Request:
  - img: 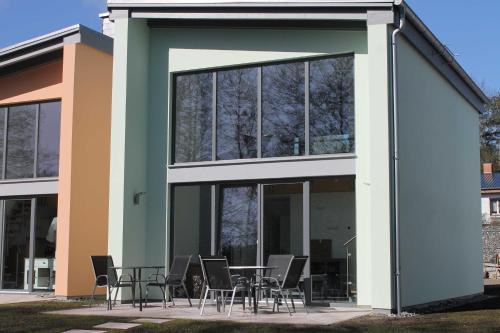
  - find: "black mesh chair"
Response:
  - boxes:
[145,255,192,308]
[90,255,134,310]
[270,256,309,316]
[257,254,293,304]
[199,256,251,317]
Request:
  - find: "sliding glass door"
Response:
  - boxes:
[170,177,356,306]
[1,200,32,290]
[0,196,57,291]
[262,183,303,261]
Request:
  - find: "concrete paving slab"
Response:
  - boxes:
[0,293,55,304]
[49,300,372,326]
[93,322,141,330]
[133,318,171,324]
[62,330,107,333]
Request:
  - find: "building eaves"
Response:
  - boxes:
[106,0,489,110]
[0,25,113,75]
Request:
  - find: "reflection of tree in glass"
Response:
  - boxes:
[219,186,257,265]
[217,68,258,160]
[0,108,5,178]
[6,105,36,179]
[310,56,354,154]
[175,73,212,163]
[262,62,305,157]
[37,102,61,177]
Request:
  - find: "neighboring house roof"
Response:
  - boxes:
[106,0,489,113]
[482,173,500,191]
[0,25,112,76]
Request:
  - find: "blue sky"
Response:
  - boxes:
[0,0,498,95]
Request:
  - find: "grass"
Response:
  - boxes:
[1,296,500,333]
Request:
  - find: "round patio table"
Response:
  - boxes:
[110,265,165,311]
[228,266,276,314]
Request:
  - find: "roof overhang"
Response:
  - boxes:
[106,0,489,112]
[0,25,113,76]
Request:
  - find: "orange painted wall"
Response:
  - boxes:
[0,59,63,105]
[55,43,112,297]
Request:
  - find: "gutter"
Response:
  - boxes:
[391,0,405,316]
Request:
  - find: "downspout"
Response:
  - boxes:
[391,1,405,316]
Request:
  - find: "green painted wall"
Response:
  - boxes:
[110,22,396,308]
[397,37,483,307]
[108,18,150,299]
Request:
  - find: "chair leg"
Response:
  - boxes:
[228,289,237,317]
[298,287,308,314]
[200,287,209,316]
[182,282,192,307]
[198,281,206,309]
[107,285,112,310]
[281,289,292,316]
[160,286,166,308]
[90,282,98,307]
[113,286,120,306]
[290,290,296,312]
[241,290,245,310]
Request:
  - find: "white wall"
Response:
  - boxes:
[397,37,483,307]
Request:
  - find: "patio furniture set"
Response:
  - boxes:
[90,254,308,317]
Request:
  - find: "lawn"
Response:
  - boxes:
[1,297,500,333]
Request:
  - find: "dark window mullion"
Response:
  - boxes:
[257,67,262,159]
[305,61,310,156]
[2,109,8,179]
[33,104,40,178]
[212,72,217,161]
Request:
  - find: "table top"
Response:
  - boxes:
[110,265,165,270]
[229,266,276,270]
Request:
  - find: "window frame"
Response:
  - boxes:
[0,100,61,181]
[170,53,355,166]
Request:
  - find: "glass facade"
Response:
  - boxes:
[217,68,258,160]
[0,101,61,180]
[173,54,354,163]
[0,196,58,291]
[174,73,213,163]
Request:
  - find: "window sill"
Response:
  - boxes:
[168,153,356,169]
[0,177,58,185]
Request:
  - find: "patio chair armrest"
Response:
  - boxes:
[95,275,108,284]
[260,276,280,286]
[147,273,167,283]
[118,273,134,283]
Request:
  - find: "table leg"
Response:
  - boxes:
[132,268,136,308]
[252,285,257,314]
[139,268,143,311]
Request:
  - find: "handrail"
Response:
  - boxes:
[343,235,357,247]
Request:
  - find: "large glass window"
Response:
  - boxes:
[173,55,354,161]
[37,102,61,177]
[174,73,213,163]
[0,101,61,180]
[310,56,354,154]
[217,68,258,160]
[262,62,305,157]
[218,185,258,266]
[6,104,37,179]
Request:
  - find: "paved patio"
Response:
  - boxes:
[0,292,55,304]
[49,299,372,326]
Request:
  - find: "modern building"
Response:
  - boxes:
[0,25,113,297]
[106,0,488,312]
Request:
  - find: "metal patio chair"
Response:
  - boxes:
[145,255,192,308]
[199,256,251,317]
[269,256,309,316]
[90,255,134,310]
[257,254,293,304]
